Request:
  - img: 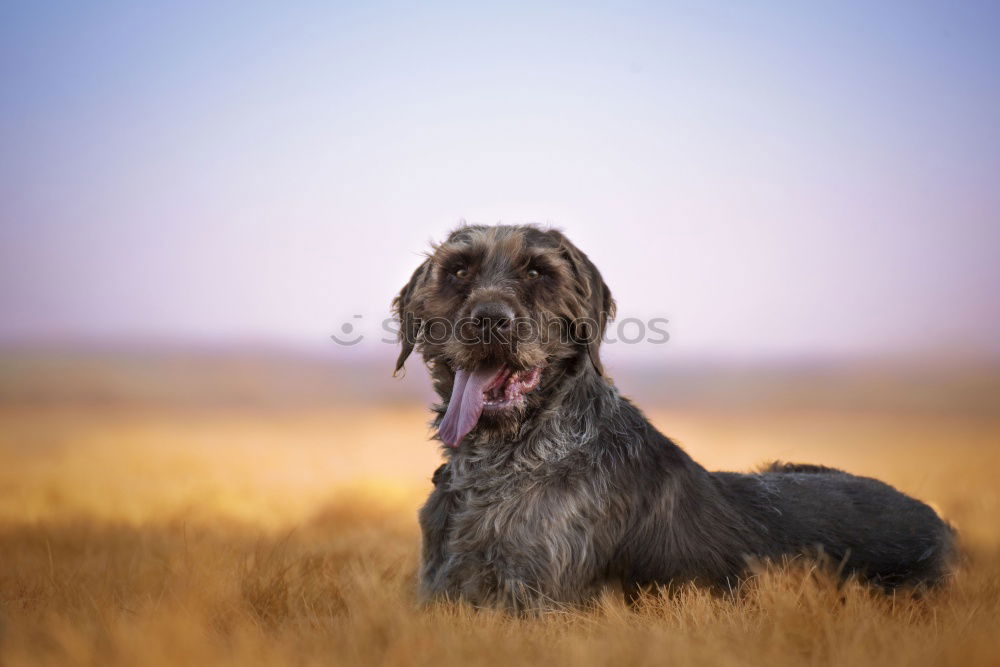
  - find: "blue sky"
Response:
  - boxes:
[1,1,998,362]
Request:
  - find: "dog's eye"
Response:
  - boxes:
[526,269,540,279]
[454,268,469,279]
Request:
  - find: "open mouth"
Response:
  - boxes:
[481,366,543,411]
[438,364,543,449]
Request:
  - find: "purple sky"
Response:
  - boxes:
[1,2,998,363]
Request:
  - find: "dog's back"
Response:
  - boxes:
[712,462,956,587]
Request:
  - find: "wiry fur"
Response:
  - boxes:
[394,224,956,612]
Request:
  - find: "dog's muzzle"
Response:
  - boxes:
[438,364,542,449]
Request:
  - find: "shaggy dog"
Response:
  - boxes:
[393,224,955,612]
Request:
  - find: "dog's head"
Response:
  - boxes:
[393,224,615,449]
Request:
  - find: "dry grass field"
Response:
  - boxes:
[2,352,1000,666]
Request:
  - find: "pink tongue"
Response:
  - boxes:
[438,366,501,449]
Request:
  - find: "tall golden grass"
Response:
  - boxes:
[2,358,1000,666]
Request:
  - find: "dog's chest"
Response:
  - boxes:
[445,456,544,537]
[443,443,603,552]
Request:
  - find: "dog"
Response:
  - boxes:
[392,223,955,612]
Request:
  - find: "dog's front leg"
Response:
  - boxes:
[417,464,458,601]
[427,538,566,613]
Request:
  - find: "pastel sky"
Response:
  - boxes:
[1,1,998,362]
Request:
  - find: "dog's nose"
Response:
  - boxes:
[471,302,514,333]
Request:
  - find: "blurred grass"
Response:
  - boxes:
[1,348,999,665]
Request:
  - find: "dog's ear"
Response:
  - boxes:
[554,233,616,376]
[391,258,431,375]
